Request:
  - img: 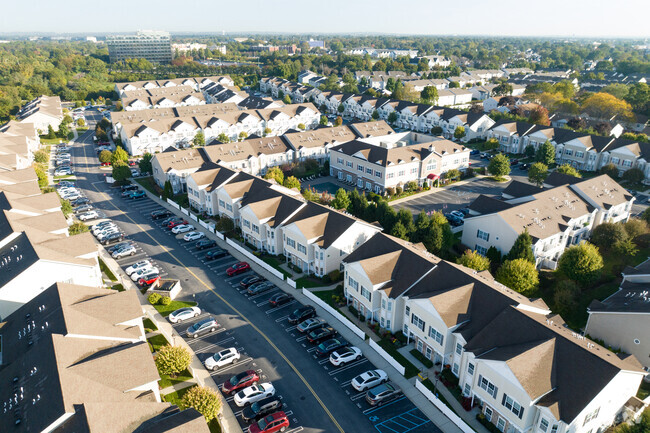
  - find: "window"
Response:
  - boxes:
[243,219,251,228]
[358,164,364,172]
[502,393,524,418]
[477,229,489,241]
[375,170,381,178]
[467,363,474,376]
[387,301,392,311]
[411,314,425,332]
[540,418,549,432]
[583,407,600,425]
[496,418,506,432]
[456,343,463,355]
[361,286,371,301]
[381,299,386,310]
[428,326,444,345]
[426,162,437,171]
[286,237,296,248]
[464,383,471,396]
[226,203,233,211]
[367,167,373,174]
[623,160,632,167]
[550,425,558,433]
[564,149,573,156]
[297,243,307,254]
[405,306,410,317]
[387,172,394,179]
[347,161,353,168]
[452,363,459,375]
[475,245,488,256]
[337,157,343,164]
[576,151,584,158]
[348,276,359,291]
[398,170,405,177]
[320,251,323,260]
[411,167,417,174]
[612,157,620,165]
[485,407,493,422]
[478,375,498,398]
[252,224,260,234]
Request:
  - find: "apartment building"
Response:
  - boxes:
[186,164,238,214]
[436,88,473,106]
[151,147,211,193]
[462,174,633,268]
[15,95,63,133]
[349,120,396,138]
[330,131,470,194]
[202,83,247,105]
[107,30,172,63]
[283,125,359,163]
[342,232,646,433]
[203,135,294,175]
[114,76,234,97]
[121,86,206,111]
[0,129,36,171]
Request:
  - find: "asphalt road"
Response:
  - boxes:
[70,110,440,433]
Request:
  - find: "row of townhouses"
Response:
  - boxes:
[489,120,650,179]
[462,172,634,269]
[14,95,63,134]
[150,121,395,194]
[0,121,40,171]
[120,85,207,111]
[113,75,234,98]
[342,231,647,433]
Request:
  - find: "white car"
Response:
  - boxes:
[233,383,275,407]
[55,169,73,177]
[97,228,120,240]
[351,369,388,392]
[329,346,363,366]
[79,211,100,221]
[130,265,158,281]
[204,348,240,371]
[92,224,116,236]
[126,260,152,276]
[112,244,136,259]
[168,306,202,323]
[183,231,205,242]
[172,224,194,234]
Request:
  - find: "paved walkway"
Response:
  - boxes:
[160,379,199,396]
[388,176,488,206]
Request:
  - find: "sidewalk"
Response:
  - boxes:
[160,379,199,396]
[389,176,488,206]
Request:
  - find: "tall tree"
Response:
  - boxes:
[529,106,550,126]
[421,86,438,103]
[331,188,351,210]
[528,162,548,187]
[496,259,539,295]
[535,140,556,165]
[111,146,129,165]
[139,152,153,174]
[558,242,603,287]
[507,230,535,263]
[488,154,510,179]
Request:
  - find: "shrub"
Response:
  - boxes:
[148,293,162,305]
[553,280,580,317]
[496,259,539,295]
[181,386,222,422]
[155,345,191,376]
[457,250,491,271]
[160,296,172,306]
[328,269,342,282]
[396,186,403,195]
[558,242,603,287]
[386,187,395,196]
[591,222,627,250]
[624,219,648,239]
[34,149,49,164]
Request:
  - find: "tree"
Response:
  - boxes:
[567,117,587,130]
[431,126,443,135]
[46,125,56,139]
[556,164,582,178]
[558,242,604,287]
[283,176,301,190]
[155,345,192,376]
[192,131,205,147]
[553,280,580,317]
[484,138,499,151]
[371,109,379,120]
[486,246,502,273]
[264,167,284,185]
[277,90,284,100]
[60,198,73,218]
[624,219,648,239]
[319,115,328,126]
[68,221,89,236]
[622,168,644,184]
[238,131,248,141]
[334,116,343,127]
[421,86,438,103]
[449,81,460,88]
[535,141,555,165]
[111,146,129,165]
[582,92,635,122]
[331,188,351,210]
[163,180,174,200]
[453,126,466,141]
[507,230,535,263]
[98,150,112,164]
[488,154,510,179]
[591,222,628,250]
[496,259,539,295]
[387,111,397,124]
[57,122,69,139]
[457,250,491,271]
[217,132,230,143]
[524,144,535,158]
[337,104,345,114]
[139,152,153,174]
[444,169,461,181]
[34,149,48,164]
[112,163,131,183]
[493,83,513,96]
[215,216,234,234]
[390,221,409,240]
[181,386,221,422]
[76,118,85,127]
[643,208,650,225]
[528,162,548,187]
[614,237,638,257]
[529,106,550,126]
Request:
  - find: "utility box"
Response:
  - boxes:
[146,279,182,299]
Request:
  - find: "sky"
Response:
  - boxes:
[2,0,650,38]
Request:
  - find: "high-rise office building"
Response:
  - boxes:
[107,30,172,63]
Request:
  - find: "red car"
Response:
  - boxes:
[128,160,136,166]
[227,262,250,277]
[100,162,111,166]
[222,370,259,395]
[138,273,160,287]
[249,411,290,433]
[167,219,188,229]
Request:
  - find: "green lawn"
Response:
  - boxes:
[98,258,117,281]
[143,318,158,332]
[153,300,198,317]
[314,286,345,308]
[135,176,160,195]
[376,338,420,379]
[421,379,461,417]
[158,368,193,389]
[40,137,63,145]
[161,385,195,407]
[295,276,328,289]
[111,283,124,292]
[148,334,170,352]
[260,255,291,279]
[638,380,650,400]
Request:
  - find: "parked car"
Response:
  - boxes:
[206,248,228,260]
[167,219,188,229]
[249,412,289,433]
[520,163,530,170]
[121,184,138,192]
[240,275,265,289]
[268,293,293,307]
[351,369,388,392]
[151,209,172,219]
[205,348,240,371]
[106,241,132,254]
[470,149,480,155]
[125,260,152,276]
[449,210,465,220]
[130,266,158,281]
[329,346,362,366]
[288,305,316,324]
[247,282,274,296]
[227,262,250,276]
[195,238,217,250]
[78,211,100,221]
[315,338,348,357]
[241,396,283,423]
[185,317,219,338]
[55,168,72,176]
[121,189,135,197]
[162,216,181,225]
[111,244,136,259]
[365,382,401,406]
[71,197,90,207]
[222,370,260,395]
[172,224,195,234]
[234,383,276,407]
[183,231,205,242]
[74,204,93,213]
[297,317,326,333]
[168,306,202,323]
[138,273,160,287]
[510,158,520,166]
[129,190,146,199]
[92,221,115,233]
[101,232,124,245]
[307,326,337,344]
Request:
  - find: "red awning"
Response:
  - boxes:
[427,173,440,179]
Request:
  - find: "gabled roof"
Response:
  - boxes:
[240,185,305,228]
[285,201,365,248]
[501,180,543,199]
[490,119,537,137]
[349,120,395,138]
[283,125,357,149]
[468,194,514,215]
[570,174,633,210]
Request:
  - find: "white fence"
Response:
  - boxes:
[302,289,366,340]
[415,380,474,433]
[215,231,225,240]
[166,198,180,209]
[287,278,297,288]
[199,219,209,229]
[181,207,190,216]
[190,213,198,222]
[225,238,286,280]
[369,339,406,375]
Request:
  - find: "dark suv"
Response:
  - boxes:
[186,317,219,338]
[241,396,283,423]
[288,305,316,324]
[151,209,172,219]
[307,326,337,344]
[101,232,124,245]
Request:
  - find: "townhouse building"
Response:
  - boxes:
[462,174,633,268]
[470,84,526,100]
[214,171,271,223]
[203,135,294,175]
[15,95,63,133]
[436,88,473,106]
[283,125,358,163]
[121,86,206,111]
[416,55,452,68]
[0,132,34,171]
[342,232,646,433]
[202,83,247,105]
[151,147,211,194]
[349,120,395,138]
[114,75,233,97]
[330,131,470,194]
[186,164,238,214]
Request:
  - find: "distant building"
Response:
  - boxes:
[307,39,325,49]
[107,30,172,63]
[171,43,207,53]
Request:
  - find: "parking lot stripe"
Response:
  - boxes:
[186,328,227,343]
[209,357,253,374]
[328,358,369,375]
[295,335,307,342]
[263,299,297,312]
[274,314,290,323]
[350,392,366,401]
[362,395,407,414]
[193,337,236,353]
[318,358,330,365]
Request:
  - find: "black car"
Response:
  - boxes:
[101,232,124,245]
[121,184,138,192]
[185,317,219,338]
[288,305,316,324]
[307,326,337,344]
[71,198,89,207]
[194,239,215,250]
[205,248,228,260]
[269,293,293,307]
[315,338,348,357]
[161,216,181,225]
[151,209,172,219]
[241,396,283,423]
[107,241,133,254]
[240,275,265,289]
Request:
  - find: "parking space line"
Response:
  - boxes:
[263,300,296,312]
[209,357,253,374]
[194,337,236,353]
[350,392,366,401]
[362,395,407,414]
[248,289,278,301]
[274,314,290,323]
[186,328,227,343]
[328,359,369,375]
